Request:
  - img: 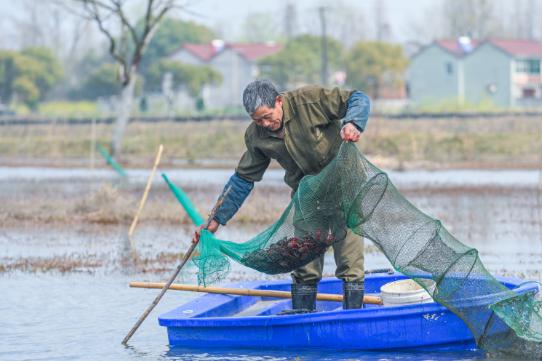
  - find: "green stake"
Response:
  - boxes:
[161,173,205,226]
[96,143,128,178]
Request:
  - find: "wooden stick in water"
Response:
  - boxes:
[90,118,96,170]
[129,281,382,305]
[128,144,164,248]
[121,186,230,345]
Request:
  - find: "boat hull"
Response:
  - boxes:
[158,273,538,350]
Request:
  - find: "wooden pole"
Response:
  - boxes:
[128,144,164,248]
[121,186,231,345]
[129,281,382,305]
[90,118,96,170]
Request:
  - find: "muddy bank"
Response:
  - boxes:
[1,181,539,228]
[1,166,540,228]
[0,181,289,227]
[1,170,541,281]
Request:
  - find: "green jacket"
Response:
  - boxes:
[236,86,354,190]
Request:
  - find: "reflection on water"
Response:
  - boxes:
[165,347,489,361]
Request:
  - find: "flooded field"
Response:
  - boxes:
[1,167,541,361]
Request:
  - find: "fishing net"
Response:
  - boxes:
[192,142,542,356]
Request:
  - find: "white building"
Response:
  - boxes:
[170,40,282,111]
[407,38,542,108]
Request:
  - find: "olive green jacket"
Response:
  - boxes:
[236,85,354,190]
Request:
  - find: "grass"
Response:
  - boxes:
[411,97,503,113]
[359,115,542,168]
[0,182,289,228]
[0,254,103,273]
[12,101,106,118]
[1,116,542,168]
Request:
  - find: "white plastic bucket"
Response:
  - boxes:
[380,279,435,306]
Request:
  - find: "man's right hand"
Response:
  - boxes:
[192,219,220,244]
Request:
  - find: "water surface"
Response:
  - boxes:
[1,167,541,360]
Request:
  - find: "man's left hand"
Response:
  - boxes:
[340,123,361,142]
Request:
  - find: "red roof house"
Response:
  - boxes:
[169,40,283,109]
[408,38,542,108]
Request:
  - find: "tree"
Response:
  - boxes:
[0,48,63,110]
[69,0,181,156]
[0,51,24,105]
[75,63,121,100]
[239,13,281,43]
[21,47,63,97]
[258,35,344,89]
[345,41,408,99]
[325,1,368,47]
[442,0,497,39]
[146,59,222,98]
[141,17,215,73]
[504,0,540,40]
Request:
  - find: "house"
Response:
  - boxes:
[169,40,282,111]
[406,38,542,108]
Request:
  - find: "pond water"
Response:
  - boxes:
[0,166,540,188]
[1,167,541,360]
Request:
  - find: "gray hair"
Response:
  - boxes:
[242,79,279,115]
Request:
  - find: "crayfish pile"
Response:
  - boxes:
[239,230,334,274]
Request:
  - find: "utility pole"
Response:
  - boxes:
[527,0,535,40]
[284,1,297,40]
[375,0,383,41]
[319,6,328,86]
[375,0,390,41]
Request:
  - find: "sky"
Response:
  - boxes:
[0,0,441,49]
[175,0,441,42]
[0,0,531,52]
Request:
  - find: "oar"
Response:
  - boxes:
[121,187,230,345]
[129,281,383,305]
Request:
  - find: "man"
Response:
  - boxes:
[193,79,371,312]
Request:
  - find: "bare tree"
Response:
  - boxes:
[507,0,540,40]
[297,1,367,47]
[68,0,181,155]
[404,3,445,49]
[442,0,497,39]
[7,1,95,97]
[239,12,281,42]
[326,1,367,47]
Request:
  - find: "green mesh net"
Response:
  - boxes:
[190,142,542,355]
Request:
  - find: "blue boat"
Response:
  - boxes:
[158,272,539,350]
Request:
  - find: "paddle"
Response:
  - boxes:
[129,281,383,305]
[121,187,230,345]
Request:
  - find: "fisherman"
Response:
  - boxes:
[192,79,371,312]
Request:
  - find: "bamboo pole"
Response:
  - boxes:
[129,281,382,305]
[121,186,231,345]
[128,144,164,248]
[90,117,96,170]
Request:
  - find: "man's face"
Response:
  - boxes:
[251,96,283,131]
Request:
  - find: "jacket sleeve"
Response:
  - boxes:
[342,90,371,132]
[317,87,354,121]
[235,129,271,183]
[213,172,255,225]
[213,129,270,225]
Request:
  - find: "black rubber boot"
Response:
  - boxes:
[278,283,317,315]
[343,281,364,309]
